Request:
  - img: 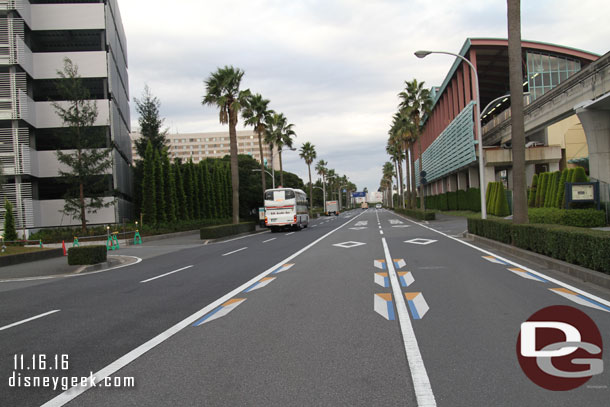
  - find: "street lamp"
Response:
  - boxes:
[270,147,296,189]
[415,49,487,219]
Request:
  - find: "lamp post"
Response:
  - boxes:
[271,147,296,188]
[415,49,487,219]
[312,185,324,213]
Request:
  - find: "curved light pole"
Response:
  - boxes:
[270,147,296,189]
[415,50,487,219]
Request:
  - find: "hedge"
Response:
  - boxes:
[394,208,436,221]
[528,208,606,228]
[68,245,107,265]
[200,222,256,239]
[467,218,610,273]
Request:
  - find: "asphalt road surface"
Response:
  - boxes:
[1,209,609,406]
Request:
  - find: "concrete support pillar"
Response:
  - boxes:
[468,166,480,188]
[577,106,610,185]
[525,163,536,187]
[506,169,514,191]
[457,171,468,191]
[484,166,496,189]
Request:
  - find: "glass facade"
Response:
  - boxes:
[526,51,581,100]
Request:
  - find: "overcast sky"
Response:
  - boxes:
[119,0,609,192]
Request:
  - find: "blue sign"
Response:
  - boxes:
[352,191,366,198]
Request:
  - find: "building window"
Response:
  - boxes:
[526,51,581,100]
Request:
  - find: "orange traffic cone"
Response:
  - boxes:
[62,240,67,256]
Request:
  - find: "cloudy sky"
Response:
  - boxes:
[119,0,609,192]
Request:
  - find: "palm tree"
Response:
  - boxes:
[265,112,296,187]
[383,161,395,206]
[315,159,328,211]
[242,93,273,196]
[299,142,317,215]
[202,66,251,224]
[391,109,417,208]
[508,0,528,223]
[387,131,405,208]
[399,79,432,210]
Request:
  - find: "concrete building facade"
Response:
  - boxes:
[0,0,131,234]
[415,38,599,197]
[130,130,280,170]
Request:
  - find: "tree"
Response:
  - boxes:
[183,160,194,219]
[3,199,17,243]
[52,58,113,232]
[174,159,188,220]
[507,0,528,223]
[141,142,156,225]
[315,160,328,210]
[242,93,273,195]
[134,85,168,159]
[265,112,296,186]
[203,66,251,224]
[154,150,166,223]
[163,153,177,223]
[299,142,317,215]
[391,109,417,208]
[555,169,569,209]
[527,173,538,207]
[399,79,432,211]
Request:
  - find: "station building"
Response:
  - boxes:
[415,38,599,197]
[0,0,131,233]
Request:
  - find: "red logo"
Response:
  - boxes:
[517,305,603,390]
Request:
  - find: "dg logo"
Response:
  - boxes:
[517,305,604,391]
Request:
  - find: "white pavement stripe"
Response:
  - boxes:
[262,238,276,243]
[140,265,194,283]
[0,310,60,332]
[395,213,610,309]
[382,238,436,406]
[221,247,248,257]
[380,230,384,235]
[40,210,367,407]
[285,232,295,236]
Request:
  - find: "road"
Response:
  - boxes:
[1,209,609,406]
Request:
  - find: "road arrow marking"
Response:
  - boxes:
[374,293,395,320]
[374,272,390,288]
[192,298,247,326]
[482,255,510,265]
[271,263,295,274]
[389,219,404,225]
[398,272,415,287]
[404,292,430,319]
[243,277,276,293]
[393,259,406,269]
[374,259,386,269]
[404,238,437,245]
[549,288,610,312]
[507,267,548,282]
[333,241,366,249]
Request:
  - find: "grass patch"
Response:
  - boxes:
[0,246,50,256]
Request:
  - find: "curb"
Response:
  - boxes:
[465,233,610,290]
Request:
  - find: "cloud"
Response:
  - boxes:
[119,0,609,192]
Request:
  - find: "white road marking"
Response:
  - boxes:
[394,213,610,309]
[41,210,368,407]
[312,225,318,227]
[0,310,60,332]
[221,247,248,257]
[382,238,436,406]
[140,265,194,283]
[380,230,384,235]
[285,232,295,236]
[215,230,269,243]
[262,238,276,243]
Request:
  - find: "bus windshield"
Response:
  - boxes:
[264,189,295,202]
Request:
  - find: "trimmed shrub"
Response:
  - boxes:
[439,193,448,211]
[200,222,256,239]
[3,199,18,243]
[572,166,588,183]
[468,188,481,212]
[567,168,576,183]
[394,208,436,221]
[447,191,458,210]
[467,218,610,273]
[529,208,606,227]
[457,190,468,210]
[546,172,560,208]
[555,169,569,209]
[537,173,548,208]
[494,182,510,217]
[68,245,107,265]
[528,174,538,207]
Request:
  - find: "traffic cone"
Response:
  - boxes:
[62,240,67,256]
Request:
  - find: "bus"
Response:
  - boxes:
[264,188,309,232]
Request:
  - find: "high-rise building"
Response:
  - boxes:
[0,0,132,234]
[130,130,280,170]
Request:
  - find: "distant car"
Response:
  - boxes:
[375,203,382,209]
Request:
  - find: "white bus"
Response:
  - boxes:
[264,188,309,232]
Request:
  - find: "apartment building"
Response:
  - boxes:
[130,130,280,170]
[0,0,132,233]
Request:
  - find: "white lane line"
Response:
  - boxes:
[222,247,248,257]
[262,238,276,243]
[285,232,295,236]
[382,238,436,406]
[380,230,384,235]
[394,213,610,309]
[41,210,367,407]
[0,310,60,332]
[312,225,318,228]
[140,265,194,283]
[215,230,269,244]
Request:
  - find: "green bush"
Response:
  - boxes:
[494,182,510,217]
[457,190,468,210]
[200,222,256,239]
[555,169,569,209]
[68,245,107,265]
[572,166,588,183]
[394,208,436,221]
[468,218,610,273]
[467,188,481,212]
[537,173,548,208]
[529,208,606,227]
[3,199,18,243]
[447,191,458,210]
[546,172,560,208]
